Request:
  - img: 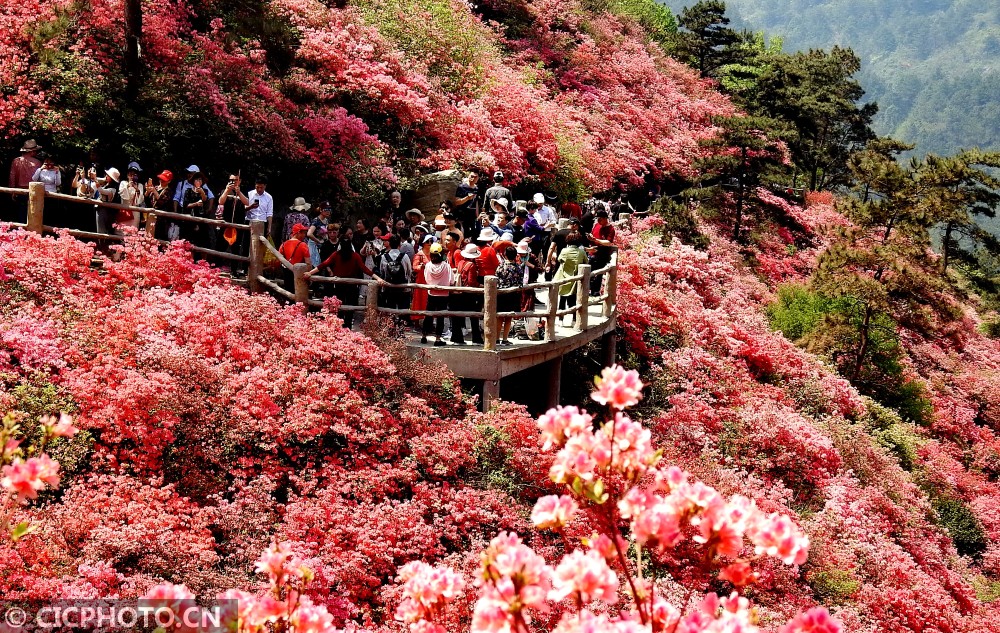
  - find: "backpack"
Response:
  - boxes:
[457,259,479,287]
[384,251,408,284]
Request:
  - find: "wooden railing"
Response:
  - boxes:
[2,182,252,268]
[256,234,618,351]
[3,182,623,352]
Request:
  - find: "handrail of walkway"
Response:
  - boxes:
[4,182,623,352]
[256,229,621,351]
[3,182,251,266]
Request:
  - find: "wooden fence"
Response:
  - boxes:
[2,181,252,268]
[255,234,618,351]
[3,182,621,352]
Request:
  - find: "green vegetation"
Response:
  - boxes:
[473,424,522,495]
[659,0,1000,158]
[807,569,861,604]
[932,495,988,558]
[689,114,788,241]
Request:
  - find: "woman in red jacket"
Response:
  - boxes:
[305,238,375,329]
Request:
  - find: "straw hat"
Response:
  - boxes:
[289,197,311,212]
[105,167,121,183]
[405,208,425,222]
[461,243,482,259]
[477,227,498,242]
[20,139,40,152]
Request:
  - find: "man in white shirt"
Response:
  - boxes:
[236,175,273,237]
[532,192,557,229]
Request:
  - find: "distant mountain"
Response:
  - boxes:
[660,0,1000,158]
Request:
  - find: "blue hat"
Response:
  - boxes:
[128,161,141,172]
[186,164,200,173]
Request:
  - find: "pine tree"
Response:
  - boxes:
[917,149,1000,274]
[812,139,955,386]
[673,1,739,78]
[690,114,788,242]
[756,47,877,192]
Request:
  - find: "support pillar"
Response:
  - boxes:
[481,379,500,413]
[601,331,617,368]
[546,357,562,409]
[248,221,265,293]
[27,182,45,233]
[145,211,158,239]
[293,263,311,310]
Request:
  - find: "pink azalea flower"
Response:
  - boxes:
[217,589,257,628]
[290,598,337,633]
[1,454,61,503]
[591,365,644,410]
[43,413,78,438]
[537,406,593,450]
[748,513,809,565]
[548,549,619,605]
[471,594,513,633]
[395,560,465,623]
[141,583,197,631]
[254,541,294,582]
[601,413,658,477]
[143,583,195,601]
[718,561,757,587]
[531,495,579,530]
[250,594,288,625]
[479,532,551,614]
[779,607,841,633]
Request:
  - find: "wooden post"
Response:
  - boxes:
[293,263,311,309]
[27,182,45,233]
[248,221,265,292]
[601,331,617,368]
[576,264,591,331]
[145,211,158,238]
[483,276,498,351]
[603,262,617,318]
[366,279,380,324]
[481,379,500,413]
[546,357,562,409]
[546,283,559,342]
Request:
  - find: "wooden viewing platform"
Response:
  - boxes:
[6,182,622,411]
[257,231,620,411]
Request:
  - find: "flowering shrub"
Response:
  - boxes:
[614,212,1000,631]
[392,367,833,633]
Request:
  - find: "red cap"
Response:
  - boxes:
[157,170,173,183]
[291,223,308,234]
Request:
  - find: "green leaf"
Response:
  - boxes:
[10,521,38,541]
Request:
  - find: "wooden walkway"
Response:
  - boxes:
[5,182,621,411]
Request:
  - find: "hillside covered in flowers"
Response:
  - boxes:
[5,0,1000,631]
[0,0,729,200]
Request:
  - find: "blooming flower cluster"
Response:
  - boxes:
[394,367,836,633]
[1,411,78,537]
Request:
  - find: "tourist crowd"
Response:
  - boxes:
[7,141,623,346]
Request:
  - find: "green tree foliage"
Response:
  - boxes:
[755,47,877,191]
[714,30,783,111]
[660,0,1000,158]
[606,0,678,46]
[811,138,954,391]
[917,149,1000,273]
[690,114,787,241]
[672,1,739,78]
[932,495,988,558]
